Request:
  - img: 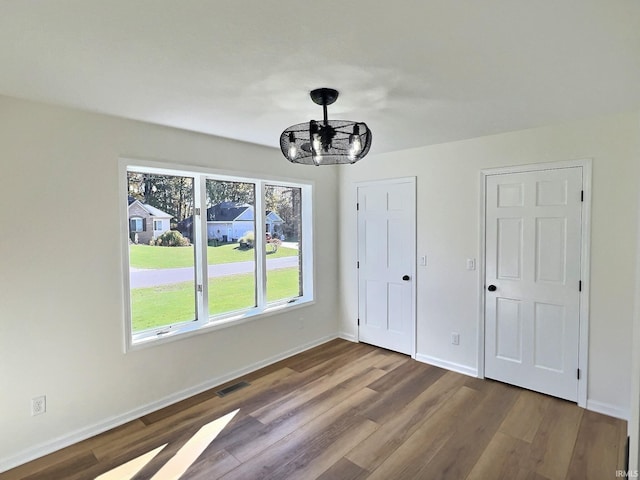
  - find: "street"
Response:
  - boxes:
[130,256,299,288]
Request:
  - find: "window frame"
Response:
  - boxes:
[119,158,315,351]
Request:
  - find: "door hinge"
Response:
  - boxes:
[197,284,203,293]
[357,261,360,269]
[195,207,201,216]
[579,280,582,292]
[577,368,581,380]
[581,190,584,202]
[357,203,360,211]
[357,318,360,326]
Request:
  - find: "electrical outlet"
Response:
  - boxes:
[31,395,46,416]
[451,333,460,346]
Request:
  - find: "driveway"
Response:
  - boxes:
[130,256,299,288]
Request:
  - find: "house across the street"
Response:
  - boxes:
[178,201,283,242]
[127,196,172,244]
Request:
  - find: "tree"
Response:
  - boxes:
[127,172,194,223]
[206,180,254,207]
[266,185,301,241]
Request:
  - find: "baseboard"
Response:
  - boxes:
[415,353,478,378]
[338,332,357,342]
[420,356,629,421]
[0,334,338,473]
[586,399,629,421]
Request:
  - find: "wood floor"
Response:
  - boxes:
[2,339,627,480]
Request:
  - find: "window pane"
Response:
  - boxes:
[265,184,302,302]
[127,171,196,332]
[205,179,257,316]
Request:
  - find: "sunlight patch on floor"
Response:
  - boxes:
[150,409,239,479]
[94,408,239,480]
[95,444,167,480]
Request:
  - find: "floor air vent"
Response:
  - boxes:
[215,381,250,397]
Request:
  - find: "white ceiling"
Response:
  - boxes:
[1,1,639,154]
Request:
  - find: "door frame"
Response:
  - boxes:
[355,176,417,359]
[478,159,592,408]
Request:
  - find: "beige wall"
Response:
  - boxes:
[339,111,640,419]
[0,95,340,469]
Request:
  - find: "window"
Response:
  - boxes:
[206,179,257,316]
[130,217,145,233]
[127,171,196,333]
[265,184,303,302]
[122,161,313,348]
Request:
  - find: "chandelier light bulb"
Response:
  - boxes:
[287,132,297,160]
[288,144,297,160]
[347,124,362,161]
[311,133,322,156]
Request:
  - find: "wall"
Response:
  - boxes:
[338,111,640,419]
[0,95,340,470]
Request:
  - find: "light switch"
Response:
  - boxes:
[466,258,476,270]
[420,255,427,266]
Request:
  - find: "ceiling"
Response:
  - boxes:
[1,1,639,155]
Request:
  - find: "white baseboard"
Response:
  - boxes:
[338,332,357,342]
[415,353,478,378]
[0,334,338,473]
[586,399,629,421]
[419,356,629,421]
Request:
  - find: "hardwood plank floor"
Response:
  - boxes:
[1,339,627,480]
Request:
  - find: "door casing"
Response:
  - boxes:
[478,159,592,408]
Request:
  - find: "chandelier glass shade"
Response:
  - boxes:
[280,88,372,165]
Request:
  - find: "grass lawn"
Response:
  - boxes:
[131,268,300,331]
[129,243,298,269]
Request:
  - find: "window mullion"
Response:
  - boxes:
[194,175,208,323]
[301,184,313,300]
[255,181,267,308]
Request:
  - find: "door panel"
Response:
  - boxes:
[357,179,415,355]
[535,217,567,283]
[485,167,582,402]
[495,297,522,362]
[497,218,523,279]
[533,302,565,371]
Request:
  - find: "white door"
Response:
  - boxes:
[357,178,416,355]
[485,167,583,401]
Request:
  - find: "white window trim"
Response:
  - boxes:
[119,158,315,352]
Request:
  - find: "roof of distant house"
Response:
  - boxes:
[128,196,172,218]
[177,202,283,231]
[207,202,252,222]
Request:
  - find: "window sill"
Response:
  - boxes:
[126,297,315,352]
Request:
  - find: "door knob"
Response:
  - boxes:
[487,285,497,291]
[402,275,410,281]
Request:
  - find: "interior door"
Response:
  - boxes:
[485,167,583,401]
[357,178,416,355]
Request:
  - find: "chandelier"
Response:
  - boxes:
[280,88,372,165]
